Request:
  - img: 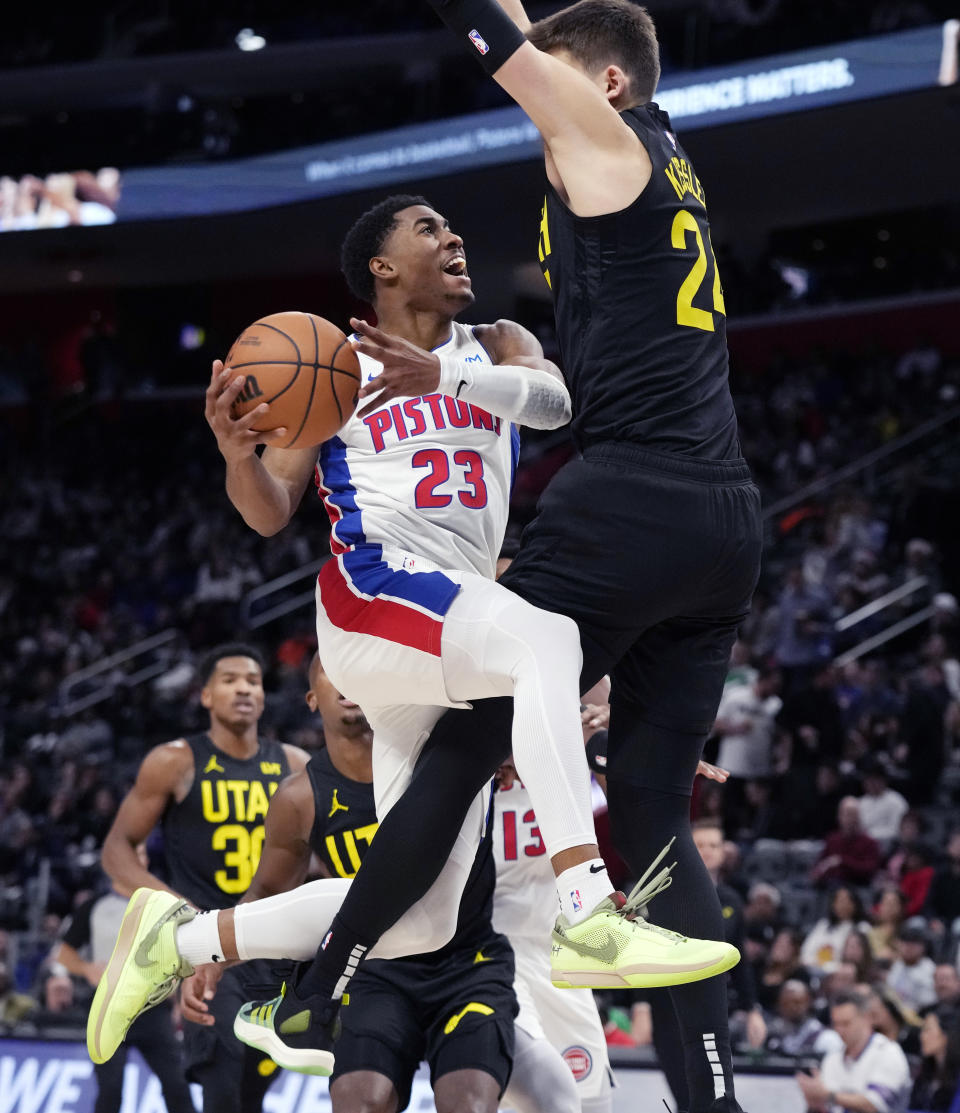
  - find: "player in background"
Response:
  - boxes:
[184,653,517,1112]
[243,3,760,1110]
[54,843,195,1113]
[87,194,736,1076]
[89,644,309,1113]
[495,679,615,1113]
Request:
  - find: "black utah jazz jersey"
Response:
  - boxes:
[163,733,290,910]
[538,102,740,461]
[306,749,498,959]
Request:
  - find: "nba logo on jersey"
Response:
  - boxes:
[570,889,583,913]
[468,29,490,55]
[321,930,333,951]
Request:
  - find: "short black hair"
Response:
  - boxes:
[528,0,660,105]
[340,194,431,304]
[198,643,265,685]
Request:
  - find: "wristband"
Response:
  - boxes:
[426,0,527,75]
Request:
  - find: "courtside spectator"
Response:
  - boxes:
[796,990,910,1113]
[811,798,882,887]
[933,964,960,1008]
[859,760,909,844]
[801,887,868,973]
[756,928,810,1013]
[910,1005,960,1112]
[887,924,938,1012]
[870,886,908,962]
[764,980,844,1059]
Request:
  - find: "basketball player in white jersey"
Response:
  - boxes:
[87,194,737,1077]
[495,764,614,1113]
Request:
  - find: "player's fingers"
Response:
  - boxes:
[210,359,224,382]
[234,402,269,430]
[257,428,289,445]
[350,316,386,341]
[357,387,390,419]
[214,375,249,415]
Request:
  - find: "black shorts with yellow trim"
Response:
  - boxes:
[330,931,517,1110]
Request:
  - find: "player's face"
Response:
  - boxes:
[202,656,265,728]
[306,660,369,736]
[381,205,475,312]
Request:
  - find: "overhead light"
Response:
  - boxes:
[236,27,266,51]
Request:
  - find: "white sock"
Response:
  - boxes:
[557,859,614,925]
[176,911,226,967]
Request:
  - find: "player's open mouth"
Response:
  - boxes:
[442,256,468,276]
[233,701,255,712]
[338,697,360,710]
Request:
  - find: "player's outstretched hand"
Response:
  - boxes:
[180,963,224,1026]
[351,317,442,418]
[205,359,289,464]
[696,760,729,782]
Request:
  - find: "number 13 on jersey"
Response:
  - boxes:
[671,208,726,332]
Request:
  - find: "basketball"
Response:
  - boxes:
[224,311,361,449]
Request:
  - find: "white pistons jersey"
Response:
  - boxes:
[493,780,614,1102]
[492,778,555,940]
[317,322,519,580]
[314,322,520,667]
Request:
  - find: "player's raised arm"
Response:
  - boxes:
[423,0,653,215]
[206,359,318,536]
[352,316,570,430]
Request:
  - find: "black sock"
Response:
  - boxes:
[608,781,734,1111]
[296,697,514,1001]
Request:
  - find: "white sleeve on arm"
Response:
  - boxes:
[437,354,571,430]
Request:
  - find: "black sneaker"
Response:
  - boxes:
[233,978,340,1075]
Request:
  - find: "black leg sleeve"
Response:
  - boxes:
[607,778,735,1113]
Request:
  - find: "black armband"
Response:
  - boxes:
[426,0,527,75]
[586,730,609,776]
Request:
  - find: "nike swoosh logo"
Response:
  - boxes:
[552,927,619,965]
[455,379,468,398]
[589,864,605,874]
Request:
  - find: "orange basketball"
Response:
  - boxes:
[224,311,361,449]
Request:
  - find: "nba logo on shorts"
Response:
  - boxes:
[469,29,490,55]
[321,930,333,951]
[570,889,583,913]
[563,1046,593,1081]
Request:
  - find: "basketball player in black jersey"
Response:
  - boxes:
[100,643,309,1113]
[182,654,517,1113]
[259,3,762,1112]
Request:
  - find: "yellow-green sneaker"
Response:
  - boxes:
[550,841,740,989]
[87,888,195,1064]
[234,980,340,1076]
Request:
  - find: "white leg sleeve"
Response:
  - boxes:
[502,1026,581,1113]
[442,574,596,858]
[233,878,352,961]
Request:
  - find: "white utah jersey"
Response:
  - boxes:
[315,321,520,581]
[492,779,558,940]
